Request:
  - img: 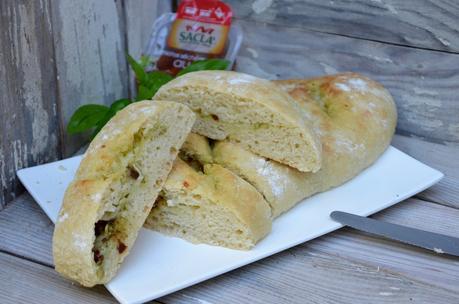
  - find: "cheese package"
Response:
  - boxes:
[144,0,242,75]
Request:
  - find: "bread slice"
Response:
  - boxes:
[179,132,213,165]
[144,143,272,250]
[213,73,397,218]
[52,100,195,287]
[154,70,322,173]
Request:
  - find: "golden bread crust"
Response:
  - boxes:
[214,73,397,217]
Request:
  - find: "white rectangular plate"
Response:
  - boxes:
[17,146,443,304]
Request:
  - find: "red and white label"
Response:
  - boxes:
[176,0,232,26]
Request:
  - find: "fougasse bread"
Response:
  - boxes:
[52,100,195,287]
[154,70,322,173]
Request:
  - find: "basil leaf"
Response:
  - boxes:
[139,55,152,69]
[177,59,230,77]
[144,71,173,96]
[67,104,109,134]
[69,56,231,140]
[136,85,155,101]
[91,99,132,138]
[127,54,147,84]
[109,98,132,113]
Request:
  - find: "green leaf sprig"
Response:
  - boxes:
[67,56,230,138]
[177,58,230,76]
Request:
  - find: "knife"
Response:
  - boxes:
[330,211,459,257]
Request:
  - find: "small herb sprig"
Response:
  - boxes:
[67,56,230,138]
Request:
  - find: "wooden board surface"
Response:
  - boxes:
[234,19,459,144]
[50,0,130,156]
[0,135,458,303]
[0,0,62,209]
[0,193,54,266]
[227,0,459,53]
[314,199,459,292]
[0,251,117,304]
[392,135,459,208]
[160,245,459,304]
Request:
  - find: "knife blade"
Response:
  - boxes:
[330,211,459,257]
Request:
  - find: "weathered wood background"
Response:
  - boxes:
[1,0,459,208]
[0,0,170,209]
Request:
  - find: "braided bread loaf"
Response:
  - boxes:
[145,72,397,249]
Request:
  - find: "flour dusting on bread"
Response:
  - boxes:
[334,137,366,154]
[335,77,369,93]
[335,82,352,92]
[58,213,68,223]
[226,74,257,85]
[348,78,368,91]
[256,162,286,198]
[72,233,90,251]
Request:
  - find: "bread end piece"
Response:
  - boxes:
[53,100,195,286]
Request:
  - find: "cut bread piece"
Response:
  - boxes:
[213,73,397,218]
[154,70,322,173]
[144,158,272,250]
[52,100,195,287]
[213,141,307,218]
[180,132,214,165]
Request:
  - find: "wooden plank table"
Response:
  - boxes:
[1,134,458,303]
